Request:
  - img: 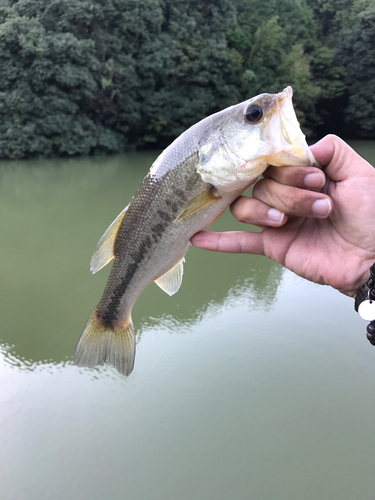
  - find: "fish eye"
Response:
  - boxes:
[244,105,263,123]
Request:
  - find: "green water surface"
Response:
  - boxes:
[1,142,375,500]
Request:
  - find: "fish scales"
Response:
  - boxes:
[96,152,208,328]
[73,86,319,376]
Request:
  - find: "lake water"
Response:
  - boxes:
[1,141,375,500]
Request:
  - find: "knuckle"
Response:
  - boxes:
[230,204,249,223]
[283,192,299,213]
[235,232,243,253]
[215,232,222,252]
[230,197,256,224]
[252,178,267,200]
[326,133,348,153]
[326,133,340,143]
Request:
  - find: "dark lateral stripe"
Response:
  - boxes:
[98,156,202,327]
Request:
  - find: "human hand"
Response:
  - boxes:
[191,135,375,297]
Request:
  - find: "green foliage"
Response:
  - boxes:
[277,44,320,132]
[338,3,375,136]
[0,8,103,158]
[307,0,374,39]
[138,0,240,145]
[247,15,287,92]
[227,0,344,132]
[0,0,373,159]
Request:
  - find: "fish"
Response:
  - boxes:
[73,86,318,376]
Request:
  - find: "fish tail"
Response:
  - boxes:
[73,311,135,376]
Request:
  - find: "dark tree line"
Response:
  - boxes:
[0,0,373,159]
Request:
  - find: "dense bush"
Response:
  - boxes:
[0,0,373,158]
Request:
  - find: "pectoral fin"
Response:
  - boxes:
[176,188,220,221]
[90,206,128,274]
[154,257,185,296]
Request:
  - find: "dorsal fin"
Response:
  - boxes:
[90,206,128,274]
[154,257,185,296]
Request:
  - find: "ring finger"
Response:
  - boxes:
[230,195,287,227]
[252,177,332,218]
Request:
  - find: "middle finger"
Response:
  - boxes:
[263,165,326,191]
[252,177,332,218]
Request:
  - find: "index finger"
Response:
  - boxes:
[191,230,265,255]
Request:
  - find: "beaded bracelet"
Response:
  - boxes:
[354,263,375,345]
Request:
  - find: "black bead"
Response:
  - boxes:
[367,321,375,335]
[366,322,375,345]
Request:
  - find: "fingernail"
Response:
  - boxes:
[267,208,284,222]
[304,173,325,189]
[312,199,331,216]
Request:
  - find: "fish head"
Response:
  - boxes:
[198,86,318,190]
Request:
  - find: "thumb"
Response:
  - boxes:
[310,135,374,181]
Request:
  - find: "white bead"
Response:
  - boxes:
[358,300,375,321]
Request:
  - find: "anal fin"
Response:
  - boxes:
[154,257,185,296]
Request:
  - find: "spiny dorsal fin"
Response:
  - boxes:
[176,188,220,221]
[154,257,185,296]
[90,205,128,274]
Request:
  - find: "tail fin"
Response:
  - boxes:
[73,311,135,376]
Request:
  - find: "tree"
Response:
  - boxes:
[338,4,375,136]
[0,0,372,159]
[0,9,104,158]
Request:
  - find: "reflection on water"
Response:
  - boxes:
[1,141,375,500]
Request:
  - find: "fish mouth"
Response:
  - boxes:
[276,86,295,145]
[268,86,319,167]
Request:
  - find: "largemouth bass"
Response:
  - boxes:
[73,86,318,376]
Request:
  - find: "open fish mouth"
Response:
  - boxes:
[269,86,320,168]
[276,86,295,145]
